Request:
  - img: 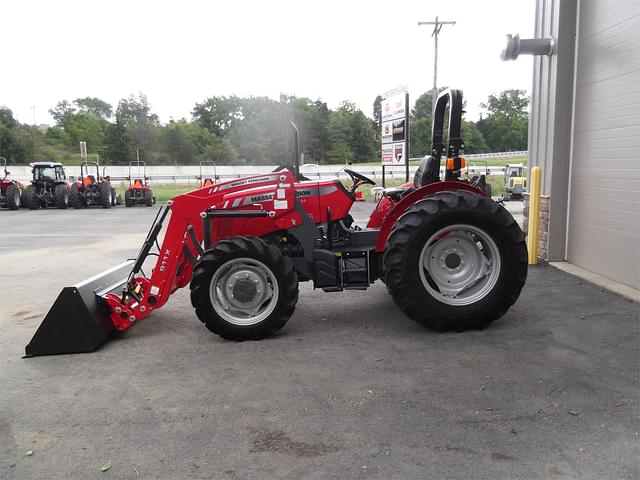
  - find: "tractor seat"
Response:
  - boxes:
[413,155,440,188]
[381,155,441,201]
[382,186,411,201]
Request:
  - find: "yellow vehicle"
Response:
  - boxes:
[503,163,527,200]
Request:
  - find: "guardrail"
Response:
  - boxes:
[7,151,527,185]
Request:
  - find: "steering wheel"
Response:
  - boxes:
[343,168,376,193]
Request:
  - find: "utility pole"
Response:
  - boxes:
[418,16,456,108]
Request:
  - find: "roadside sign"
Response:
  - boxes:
[380,87,409,167]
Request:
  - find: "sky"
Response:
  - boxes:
[1,0,535,126]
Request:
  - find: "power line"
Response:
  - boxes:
[418,16,456,109]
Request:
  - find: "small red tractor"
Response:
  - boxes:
[125,160,154,207]
[23,162,71,209]
[26,89,528,356]
[199,160,218,187]
[69,161,114,209]
[0,156,24,210]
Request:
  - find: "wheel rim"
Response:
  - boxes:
[209,257,279,326]
[418,224,501,306]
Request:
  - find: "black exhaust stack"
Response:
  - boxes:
[24,261,134,357]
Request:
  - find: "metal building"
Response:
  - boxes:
[523,0,639,290]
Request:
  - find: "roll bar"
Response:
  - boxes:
[430,88,464,161]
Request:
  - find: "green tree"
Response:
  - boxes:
[0,107,45,163]
[116,93,160,158]
[74,97,113,120]
[327,103,375,163]
[410,117,432,157]
[372,95,382,133]
[103,117,133,165]
[49,100,76,127]
[192,96,242,136]
[62,112,106,153]
[461,120,489,154]
[476,89,529,151]
[158,120,237,164]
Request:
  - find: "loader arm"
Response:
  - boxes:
[104,171,302,330]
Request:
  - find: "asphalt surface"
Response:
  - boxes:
[0,200,637,480]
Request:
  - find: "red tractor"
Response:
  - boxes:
[125,160,154,207]
[0,156,24,210]
[69,161,114,209]
[199,160,218,187]
[26,89,528,356]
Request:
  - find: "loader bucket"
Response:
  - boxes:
[25,261,134,357]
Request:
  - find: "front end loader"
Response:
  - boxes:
[25,89,528,357]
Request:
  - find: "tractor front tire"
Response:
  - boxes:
[54,184,69,209]
[100,182,112,208]
[383,190,527,332]
[23,185,40,210]
[190,236,299,341]
[144,189,153,206]
[5,184,21,210]
[124,190,133,207]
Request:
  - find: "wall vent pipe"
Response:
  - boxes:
[501,34,555,60]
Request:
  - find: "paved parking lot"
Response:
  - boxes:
[0,200,637,480]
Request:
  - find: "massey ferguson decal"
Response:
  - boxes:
[230,192,276,207]
[214,174,280,192]
[295,186,337,197]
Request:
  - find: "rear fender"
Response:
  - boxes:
[374,181,487,252]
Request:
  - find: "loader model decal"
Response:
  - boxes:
[160,249,171,272]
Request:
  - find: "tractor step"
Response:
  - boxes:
[25,261,134,357]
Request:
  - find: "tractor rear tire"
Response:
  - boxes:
[69,184,85,209]
[125,190,133,207]
[100,182,112,208]
[23,185,40,210]
[190,236,299,341]
[54,184,69,209]
[5,184,21,210]
[383,190,527,332]
[144,189,153,206]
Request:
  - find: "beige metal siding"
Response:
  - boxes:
[567,0,640,288]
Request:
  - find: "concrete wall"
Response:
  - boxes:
[566,0,640,289]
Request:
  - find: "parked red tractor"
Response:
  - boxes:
[23,162,71,209]
[69,161,114,209]
[125,160,154,207]
[26,89,527,356]
[0,156,24,210]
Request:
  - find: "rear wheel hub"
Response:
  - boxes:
[419,224,501,306]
